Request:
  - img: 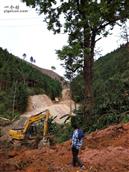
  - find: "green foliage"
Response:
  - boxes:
[23,1,129,113]
[0,48,62,119]
[93,45,129,115]
[71,45,129,131]
[121,114,129,123]
[15,83,28,112]
[91,113,120,131]
[0,102,6,115]
[71,74,85,102]
[57,43,83,79]
[48,118,73,143]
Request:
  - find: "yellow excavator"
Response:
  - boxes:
[8,110,50,147]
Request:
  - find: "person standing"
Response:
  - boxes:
[71,124,85,169]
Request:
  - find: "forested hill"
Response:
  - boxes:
[71,44,129,131]
[31,64,67,87]
[0,47,62,119]
[94,44,129,81]
[93,43,129,111]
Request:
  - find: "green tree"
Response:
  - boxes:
[120,22,129,44]
[51,66,56,70]
[16,83,28,112]
[22,53,27,59]
[30,56,34,63]
[22,0,129,117]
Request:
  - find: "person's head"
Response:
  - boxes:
[72,123,79,129]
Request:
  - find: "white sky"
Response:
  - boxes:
[0,0,127,76]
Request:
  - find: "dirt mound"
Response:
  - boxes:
[61,88,71,100]
[22,103,73,124]
[27,94,53,112]
[45,104,72,123]
[23,92,75,123]
[1,122,129,172]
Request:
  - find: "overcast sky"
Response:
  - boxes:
[0,0,126,76]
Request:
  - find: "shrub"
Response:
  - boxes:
[48,118,73,143]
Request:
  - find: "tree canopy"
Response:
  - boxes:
[23,0,129,117]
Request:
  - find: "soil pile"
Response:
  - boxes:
[61,89,71,101]
[27,95,53,112]
[24,90,75,123]
[1,122,129,172]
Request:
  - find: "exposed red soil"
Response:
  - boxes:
[1,122,129,172]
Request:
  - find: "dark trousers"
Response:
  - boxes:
[72,146,83,167]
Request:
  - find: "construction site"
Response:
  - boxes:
[1,88,129,172]
[1,1,129,171]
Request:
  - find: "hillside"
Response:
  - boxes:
[71,44,129,131]
[93,44,129,114]
[1,122,129,172]
[0,48,62,119]
[0,46,129,172]
[32,64,67,88]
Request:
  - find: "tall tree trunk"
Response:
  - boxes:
[83,28,96,116]
[83,53,94,113]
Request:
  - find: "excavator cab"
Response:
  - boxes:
[9,110,50,146]
[25,119,45,138]
[9,116,28,140]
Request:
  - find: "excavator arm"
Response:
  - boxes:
[9,110,50,140]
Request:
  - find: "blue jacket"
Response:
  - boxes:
[72,129,84,149]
